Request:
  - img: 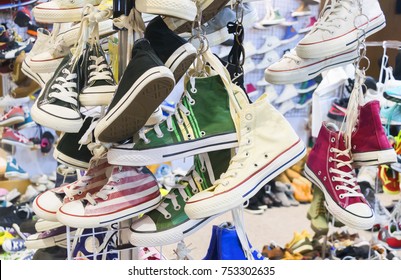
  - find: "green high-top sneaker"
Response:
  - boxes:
[108,73,238,166]
[129,149,232,246]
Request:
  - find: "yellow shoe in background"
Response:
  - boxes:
[0,231,14,246]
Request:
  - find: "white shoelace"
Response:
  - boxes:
[63,175,92,200]
[87,55,114,84]
[314,0,354,34]
[49,69,78,106]
[139,90,196,143]
[283,50,301,64]
[329,146,363,199]
[156,152,214,219]
[155,170,201,219]
[84,166,127,206]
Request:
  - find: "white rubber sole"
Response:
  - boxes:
[26,232,68,250]
[130,216,216,247]
[0,116,25,126]
[21,60,49,88]
[32,5,100,23]
[95,66,175,143]
[185,140,306,219]
[265,48,359,85]
[32,195,59,222]
[4,171,29,180]
[1,139,33,149]
[53,149,90,170]
[256,42,282,55]
[35,219,64,233]
[29,56,63,74]
[304,164,375,230]
[57,19,115,48]
[296,13,386,59]
[136,0,196,21]
[165,43,197,81]
[352,149,397,167]
[108,133,238,166]
[31,95,83,133]
[79,92,114,106]
[57,195,162,228]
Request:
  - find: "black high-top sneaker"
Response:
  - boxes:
[79,43,117,106]
[31,53,83,133]
[53,116,97,170]
[145,16,196,82]
[95,38,175,143]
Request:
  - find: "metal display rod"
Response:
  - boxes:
[113,0,135,260]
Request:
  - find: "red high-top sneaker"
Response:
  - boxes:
[304,122,375,230]
[352,100,396,167]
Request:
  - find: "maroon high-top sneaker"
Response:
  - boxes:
[352,100,396,167]
[304,122,374,230]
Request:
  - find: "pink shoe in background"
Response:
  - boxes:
[351,100,396,167]
[1,127,33,148]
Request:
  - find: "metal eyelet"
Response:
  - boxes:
[156,133,164,138]
[78,191,83,195]
[174,205,181,210]
[330,148,334,152]
[332,177,336,182]
[167,127,174,132]
[339,194,344,199]
[331,137,335,143]
[245,113,253,120]
[69,197,74,201]
[165,214,171,219]
[335,186,339,190]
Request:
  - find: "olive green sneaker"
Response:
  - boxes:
[107,74,238,166]
[129,149,232,246]
[307,186,329,236]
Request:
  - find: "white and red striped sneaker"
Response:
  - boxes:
[57,166,161,228]
[32,158,111,222]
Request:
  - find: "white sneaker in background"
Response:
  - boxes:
[33,0,103,23]
[274,84,298,104]
[295,0,386,59]
[278,99,296,115]
[263,84,278,103]
[256,50,280,69]
[291,2,311,17]
[243,58,256,74]
[265,48,358,85]
[256,36,282,55]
